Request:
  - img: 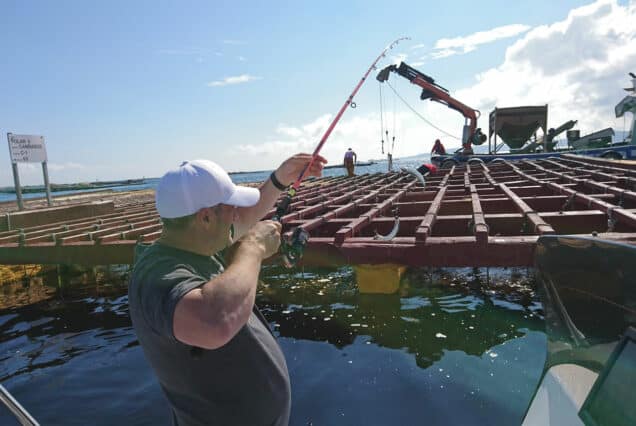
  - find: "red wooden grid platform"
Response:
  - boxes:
[2,154,636,267]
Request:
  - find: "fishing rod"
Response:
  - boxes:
[273,37,410,266]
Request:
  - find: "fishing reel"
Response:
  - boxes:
[280,226,309,268]
[272,189,309,268]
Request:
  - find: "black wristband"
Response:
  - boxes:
[270,172,288,191]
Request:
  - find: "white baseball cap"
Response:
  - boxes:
[156,159,260,218]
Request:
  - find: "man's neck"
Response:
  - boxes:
[158,230,227,257]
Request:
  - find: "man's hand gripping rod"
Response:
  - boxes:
[272,37,410,267]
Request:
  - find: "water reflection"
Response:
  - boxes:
[0,263,545,425]
[0,274,133,382]
[259,266,543,369]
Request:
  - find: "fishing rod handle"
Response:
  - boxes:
[272,193,293,222]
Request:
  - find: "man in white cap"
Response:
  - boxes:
[128,153,326,426]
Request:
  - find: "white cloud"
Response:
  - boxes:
[157,47,222,63]
[276,125,303,138]
[47,162,86,172]
[224,1,636,171]
[456,0,636,137]
[431,23,531,59]
[237,56,247,62]
[206,74,262,87]
[430,49,459,59]
[222,39,247,45]
[157,48,203,55]
[391,53,408,65]
[231,107,465,171]
[2,162,88,186]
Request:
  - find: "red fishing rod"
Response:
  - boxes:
[273,37,410,265]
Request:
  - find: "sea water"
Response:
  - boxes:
[0,264,545,425]
[0,156,431,203]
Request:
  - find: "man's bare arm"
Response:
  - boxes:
[173,221,280,349]
[233,153,326,238]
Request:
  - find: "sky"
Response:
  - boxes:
[1,0,635,185]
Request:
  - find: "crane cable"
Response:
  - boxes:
[379,82,385,154]
[391,85,397,154]
[386,80,461,140]
[379,79,399,155]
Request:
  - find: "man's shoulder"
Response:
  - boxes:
[133,243,176,271]
[132,244,190,287]
[132,243,223,286]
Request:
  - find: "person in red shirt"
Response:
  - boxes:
[417,163,437,176]
[431,139,446,155]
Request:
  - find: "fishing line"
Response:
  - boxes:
[273,37,410,266]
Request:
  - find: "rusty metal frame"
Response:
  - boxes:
[3,156,636,267]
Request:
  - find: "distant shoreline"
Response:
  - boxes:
[228,160,377,175]
[0,179,145,194]
[1,156,429,193]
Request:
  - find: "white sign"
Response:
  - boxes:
[8,134,47,163]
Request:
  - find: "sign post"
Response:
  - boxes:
[6,133,51,210]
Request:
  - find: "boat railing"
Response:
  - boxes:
[0,385,39,426]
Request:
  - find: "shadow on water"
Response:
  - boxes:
[0,264,546,425]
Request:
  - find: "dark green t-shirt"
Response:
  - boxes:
[128,243,291,426]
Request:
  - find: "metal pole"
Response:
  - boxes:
[42,161,52,206]
[493,111,497,155]
[488,113,492,155]
[0,385,40,426]
[7,133,24,211]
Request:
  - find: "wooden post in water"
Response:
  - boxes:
[41,161,52,206]
[7,134,24,211]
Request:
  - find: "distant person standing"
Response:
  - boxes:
[431,139,446,155]
[343,148,357,177]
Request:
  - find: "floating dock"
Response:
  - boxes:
[2,154,636,267]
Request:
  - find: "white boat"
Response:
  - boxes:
[522,235,636,425]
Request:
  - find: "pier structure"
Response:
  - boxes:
[2,155,636,270]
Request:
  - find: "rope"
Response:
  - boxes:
[607,206,617,232]
[386,81,461,140]
[521,217,529,234]
[619,190,626,207]
[561,192,576,211]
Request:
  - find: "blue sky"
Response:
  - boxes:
[1,0,634,185]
